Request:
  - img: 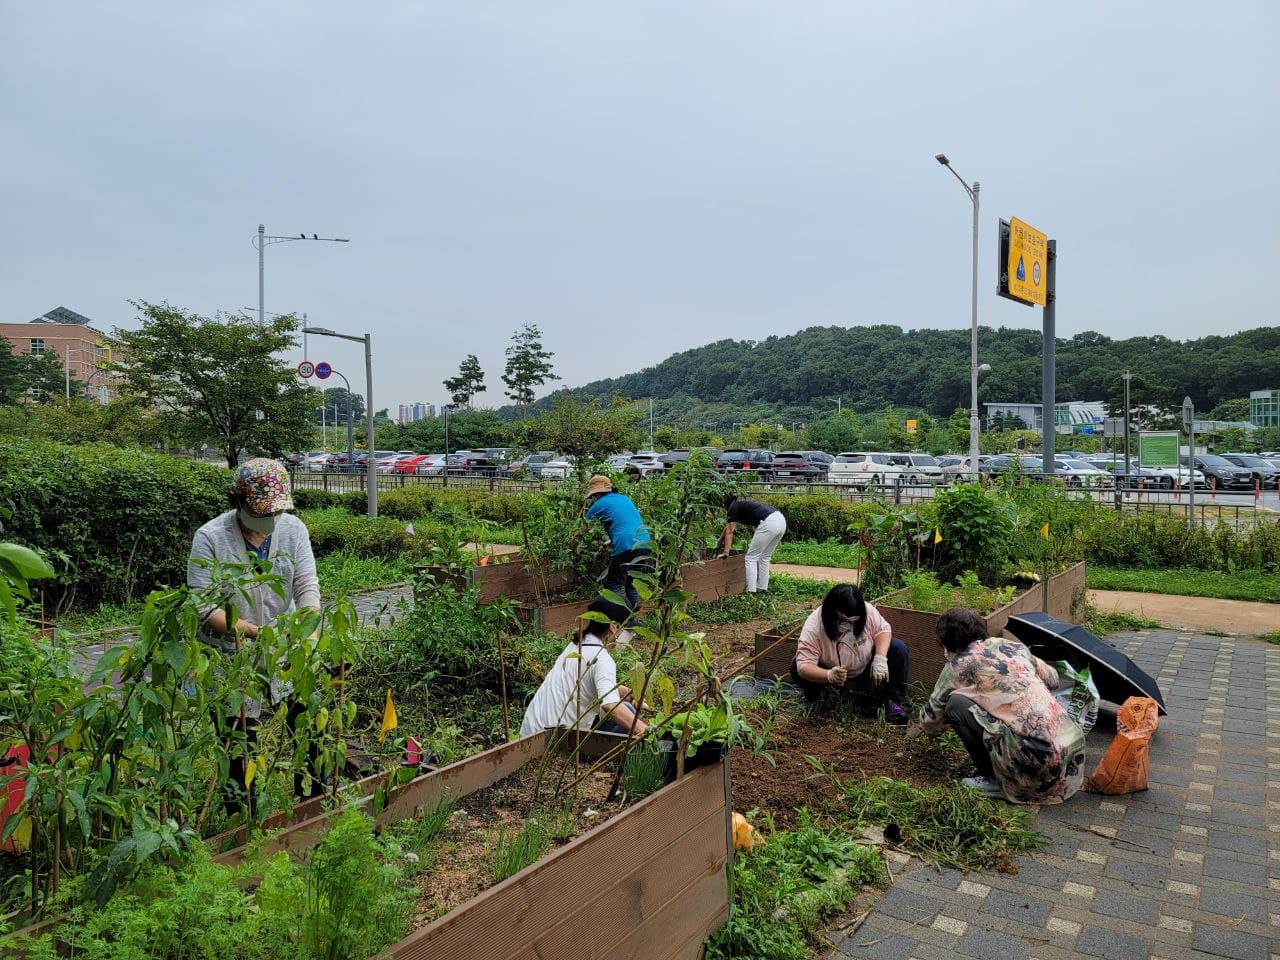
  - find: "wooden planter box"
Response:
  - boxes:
[515,552,748,635]
[416,553,575,604]
[216,733,732,960]
[754,562,1088,692]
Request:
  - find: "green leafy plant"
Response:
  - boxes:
[705,812,882,960]
[621,745,667,799]
[933,484,1013,584]
[489,819,549,884]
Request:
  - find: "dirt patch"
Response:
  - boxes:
[731,711,970,830]
[408,763,629,925]
[1088,588,1278,635]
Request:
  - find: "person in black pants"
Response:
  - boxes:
[584,475,653,645]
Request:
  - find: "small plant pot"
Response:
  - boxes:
[655,737,727,783]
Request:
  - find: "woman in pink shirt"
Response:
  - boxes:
[790,584,909,724]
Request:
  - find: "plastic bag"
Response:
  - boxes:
[1053,660,1100,733]
[1087,696,1160,794]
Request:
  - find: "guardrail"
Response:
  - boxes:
[290,468,1267,522]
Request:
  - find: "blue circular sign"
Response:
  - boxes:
[315,361,332,380]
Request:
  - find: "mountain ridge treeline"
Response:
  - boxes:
[531,324,1279,424]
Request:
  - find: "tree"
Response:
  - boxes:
[113,302,316,468]
[0,396,162,447]
[0,346,80,404]
[1213,426,1252,452]
[502,323,559,410]
[807,411,861,453]
[315,386,365,425]
[1207,397,1250,422]
[514,396,643,474]
[443,354,486,407]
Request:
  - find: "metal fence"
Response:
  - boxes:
[290,468,1268,524]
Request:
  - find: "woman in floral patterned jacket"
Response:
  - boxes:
[918,607,1085,804]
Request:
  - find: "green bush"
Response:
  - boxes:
[934,484,1013,583]
[378,486,530,525]
[292,487,364,512]
[0,439,228,610]
[299,508,418,559]
[754,494,882,542]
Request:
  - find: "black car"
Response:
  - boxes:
[715,449,774,475]
[1182,455,1253,490]
[1218,454,1279,489]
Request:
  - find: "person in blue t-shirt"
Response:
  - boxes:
[584,474,652,645]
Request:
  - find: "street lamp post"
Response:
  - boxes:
[1121,371,1133,480]
[828,397,842,415]
[305,326,376,517]
[935,154,981,480]
[253,226,350,358]
[319,369,357,473]
[1183,396,1196,528]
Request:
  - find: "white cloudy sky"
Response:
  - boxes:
[3,1,1277,410]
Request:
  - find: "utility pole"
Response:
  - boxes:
[1122,371,1133,480]
[1184,396,1196,528]
[258,223,265,326]
[1040,240,1057,476]
[649,398,654,450]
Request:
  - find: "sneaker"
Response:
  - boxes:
[885,700,909,726]
[960,776,1005,798]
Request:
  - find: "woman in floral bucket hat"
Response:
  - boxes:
[186,458,322,813]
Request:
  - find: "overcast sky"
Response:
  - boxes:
[3,2,1277,411]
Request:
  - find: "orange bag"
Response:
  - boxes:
[1087,697,1160,794]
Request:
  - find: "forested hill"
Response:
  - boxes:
[542,325,1280,420]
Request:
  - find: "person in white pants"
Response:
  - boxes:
[717,495,787,593]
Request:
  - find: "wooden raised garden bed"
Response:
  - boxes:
[229,732,731,960]
[420,550,748,636]
[754,562,1088,691]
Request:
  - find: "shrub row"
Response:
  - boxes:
[0,439,229,610]
[1072,511,1280,572]
[755,493,885,542]
[300,508,421,560]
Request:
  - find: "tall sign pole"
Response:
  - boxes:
[1041,239,1057,475]
[998,217,1052,474]
[1183,396,1196,529]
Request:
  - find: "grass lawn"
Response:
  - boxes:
[1086,566,1280,604]
[773,539,860,568]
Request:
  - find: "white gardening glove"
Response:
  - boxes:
[870,654,889,685]
[827,666,848,687]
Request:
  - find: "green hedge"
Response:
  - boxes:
[376,486,531,525]
[293,488,366,512]
[1073,511,1280,572]
[761,494,885,542]
[300,508,421,560]
[0,439,229,609]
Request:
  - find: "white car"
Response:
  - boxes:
[306,452,336,472]
[886,453,945,485]
[605,452,634,471]
[827,452,905,488]
[625,451,666,476]
[376,452,415,474]
[1053,458,1115,489]
[539,455,574,480]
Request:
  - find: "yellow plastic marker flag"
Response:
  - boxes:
[380,688,398,743]
[933,527,942,545]
[1040,522,1050,540]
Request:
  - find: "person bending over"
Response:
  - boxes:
[917,607,1085,803]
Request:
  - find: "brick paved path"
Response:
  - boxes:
[834,629,1280,960]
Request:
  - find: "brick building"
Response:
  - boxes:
[0,306,121,402]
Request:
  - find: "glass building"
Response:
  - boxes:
[1250,389,1280,428]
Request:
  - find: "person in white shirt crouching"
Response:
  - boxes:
[520,599,649,739]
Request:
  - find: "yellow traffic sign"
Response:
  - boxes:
[905,418,918,434]
[1007,216,1047,306]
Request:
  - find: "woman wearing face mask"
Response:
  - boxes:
[187,458,321,812]
[789,583,910,724]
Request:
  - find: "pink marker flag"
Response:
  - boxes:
[405,522,415,536]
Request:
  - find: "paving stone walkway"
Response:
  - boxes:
[831,629,1280,960]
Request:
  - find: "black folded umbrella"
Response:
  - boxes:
[1005,612,1166,715]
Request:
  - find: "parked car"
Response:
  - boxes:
[605,452,635,471]
[625,451,666,476]
[1218,453,1279,488]
[938,455,987,480]
[1089,455,1204,489]
[980,455,1046,477]
[505,451,559,478]
[1052,458,1115,489]
[539,455,574,480]
[376,452,418,474]
[1182,455,1254,490]
[886,453,944,485]
[768,451,825,483]
[306,452,337,472]
[658,447,722,471]
[828,452,903,487]
[715,449,774,476]
[394,453,446,476]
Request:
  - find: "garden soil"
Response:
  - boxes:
[731,713,970,830]
[408,763,630,927]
